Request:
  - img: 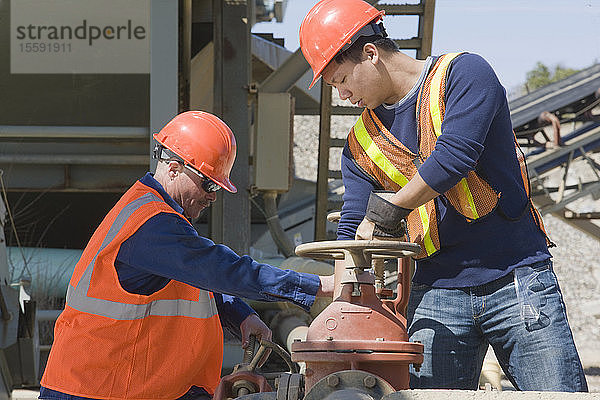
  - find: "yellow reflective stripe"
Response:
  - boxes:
[417,204,436,255]
[354,115,436,256]
[353,116,409,187]
[460,177,479,219]
[429,52,462,137]
[429,52,479,220]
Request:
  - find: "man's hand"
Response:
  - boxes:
[355,217,376,240]
[239,313,272,349]
[316,274,335,297]
[356,191,412,240]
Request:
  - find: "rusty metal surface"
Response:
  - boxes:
[213,371,272,400]
[293,239,424,392]
[275,373,303,400]
[302,357,415,392]
[304,370,395,400]
[292,340,423,354]
[215,338,298,400]
[292,352,423,363]
[298,284,409,341]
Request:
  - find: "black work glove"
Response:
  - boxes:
[365,191,412,238]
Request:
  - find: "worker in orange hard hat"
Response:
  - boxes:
[300,0,587,392]
[300,0,386,90]
[40,111,334,400]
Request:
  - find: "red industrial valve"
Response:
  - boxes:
[292,239,424,393]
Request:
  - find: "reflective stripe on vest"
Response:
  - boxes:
[429,52,460,136]
[429,52,480,219]
[353,115,437,256]
[66,192,218,320]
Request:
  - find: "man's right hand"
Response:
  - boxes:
[316,275,334,297]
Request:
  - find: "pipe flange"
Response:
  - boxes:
[304,370,395,400]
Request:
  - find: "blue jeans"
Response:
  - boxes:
[407,261,588,391]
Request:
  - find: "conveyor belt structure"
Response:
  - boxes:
[523,121,600,240]
[510,64,600,130]
[507,63,600,240]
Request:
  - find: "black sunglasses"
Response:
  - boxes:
[182,164,221,193]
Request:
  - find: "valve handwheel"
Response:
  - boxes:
[295,239,419,267]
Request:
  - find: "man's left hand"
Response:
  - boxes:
[240,313,272,349]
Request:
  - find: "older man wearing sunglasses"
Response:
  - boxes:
[39,111,333,400]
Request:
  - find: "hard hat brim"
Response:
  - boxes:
[212,177,237,194]
[308,74,321,90]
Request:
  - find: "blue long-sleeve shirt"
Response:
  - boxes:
[113,173,321,337]
[114,173,320,329]
[338,53,551,288]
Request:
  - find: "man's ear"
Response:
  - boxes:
[167,160,182,178]
[363,43,379,64]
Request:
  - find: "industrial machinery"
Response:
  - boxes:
[217,238,423,400]
[0,184,43,399]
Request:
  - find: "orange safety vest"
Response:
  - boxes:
[41,181,224,400]
[348,52,550,259]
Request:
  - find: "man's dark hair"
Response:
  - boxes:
[333,35,399,65]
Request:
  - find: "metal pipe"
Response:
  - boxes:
[262,191,295,258]
[315,82,332,241]
[7,246,81,298]
[538,111,562,146]
[259,49,311,94]
[274,314,309,354]
[272,313,309,375]
[0,125,148,139]
[0,288,12,321]
[564,211,600,219]
[8,247,334,303]
[0,154,148,165]
[36,309,62,322]
[180,0,192,112]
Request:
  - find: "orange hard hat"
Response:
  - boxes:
[153,111,237,193]
[299,0,385,89]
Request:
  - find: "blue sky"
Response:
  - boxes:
[253,0,600,90]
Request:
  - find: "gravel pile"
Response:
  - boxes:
[293,112,600,379]
[537,153,600,368]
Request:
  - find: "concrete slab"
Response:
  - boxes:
[10,387,600,399]
[11,390,39,400]
[383,390,600,399]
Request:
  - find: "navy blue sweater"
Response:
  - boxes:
[337,53,551,288]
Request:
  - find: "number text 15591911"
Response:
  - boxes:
[19,42,72,53]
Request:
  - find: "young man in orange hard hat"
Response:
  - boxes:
[299,0,587,392]
[39,111,334,400]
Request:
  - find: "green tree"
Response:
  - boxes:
[552,65,580,82]
[525,62,580,91]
